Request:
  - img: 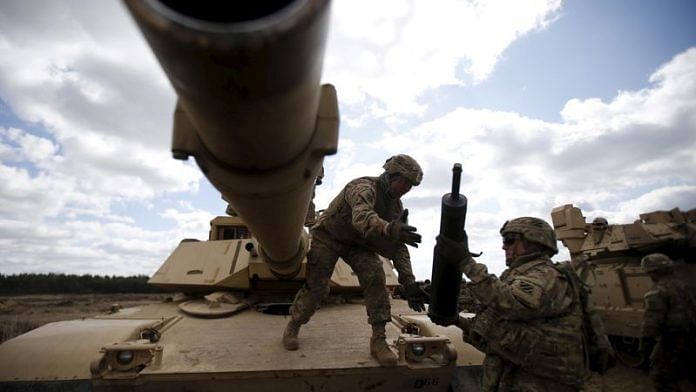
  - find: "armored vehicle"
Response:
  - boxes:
[0,1,483,390]
[551,204,696,366]
[0,212,483,391]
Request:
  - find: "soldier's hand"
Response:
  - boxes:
[435,232,470,262]
[404,283,429,312]
[387,211,422,247]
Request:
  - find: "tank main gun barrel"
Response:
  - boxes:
[124,1,339,278]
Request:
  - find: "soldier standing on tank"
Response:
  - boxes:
[282,154,430,367]
[435,217,596,391]
[639,253,696,392]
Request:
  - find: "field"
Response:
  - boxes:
[0,293,653,390]
[0,293,169,343]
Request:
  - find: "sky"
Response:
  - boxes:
[0,0,695,279]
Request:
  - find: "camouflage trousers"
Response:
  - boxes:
[482,355,580,392]
[289,227,391,325]
[649,334,696,392]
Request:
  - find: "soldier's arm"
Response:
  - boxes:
[390,244,416,286]
[641,289,667,337]
[386,199,416,285]
[585,297,613,353]
[344,181,416,285]
[459,260,557,319]
[344,180,390,238]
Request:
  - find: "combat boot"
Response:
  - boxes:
[282,319,301,350]
[370,322,397,367]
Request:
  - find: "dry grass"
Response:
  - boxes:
[0,293,168,343]
[1,319,43,343]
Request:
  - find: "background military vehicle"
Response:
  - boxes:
[551,204,696,367]
[0,1,483,390]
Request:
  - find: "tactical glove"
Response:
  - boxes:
[387,209,422,247]
[403,283,429,312]
[435,232,470,263]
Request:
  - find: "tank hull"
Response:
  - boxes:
[0,299,482,391]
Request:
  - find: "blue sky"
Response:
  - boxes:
[441,0,696,122]
[1,0,694,278]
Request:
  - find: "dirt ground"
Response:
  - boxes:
[584,365,654,392]
[0,294,656,390]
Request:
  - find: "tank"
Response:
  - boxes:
[551,204,696,366]
[0,1,484,390]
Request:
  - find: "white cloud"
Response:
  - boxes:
[0,2,208,274]
[0,203,214,275]
[160,208,214,237]
[364,47,696,277]
[1,127,60,165]
[0,3,203,216]
[558,48,696,149]
[0,2,693,281]
[326,0,563,121]
[614,186,696,223]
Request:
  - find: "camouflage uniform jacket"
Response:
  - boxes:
[315,175,415,286]
[460,253,587,387]
[642,276,691,337]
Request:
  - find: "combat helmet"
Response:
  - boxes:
[383,154,423,186]
[592,217,608,226]
[500,217,558,255]
[641,253,673,273]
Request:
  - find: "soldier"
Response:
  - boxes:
[639,253,696,392]
[282,154,430,367]
[590,217,609,245]
[435,217,596,391]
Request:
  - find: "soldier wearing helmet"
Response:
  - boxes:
[282,154,429,367]
[592,217,608,226]
[641,252,674,274]
[498,217,558,265]
[382,153,423,186]
[434,216,600,391]
[590,217,610,245]
[639,253,696,391]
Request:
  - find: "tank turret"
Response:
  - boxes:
[551,204,696,366]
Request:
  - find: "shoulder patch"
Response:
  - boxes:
[510,276,545,309]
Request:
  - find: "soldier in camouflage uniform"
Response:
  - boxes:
[282,154,430,367]
[436,217,592,391]
[639,253,696,392]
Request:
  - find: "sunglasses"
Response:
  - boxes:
[502,234,519,246]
